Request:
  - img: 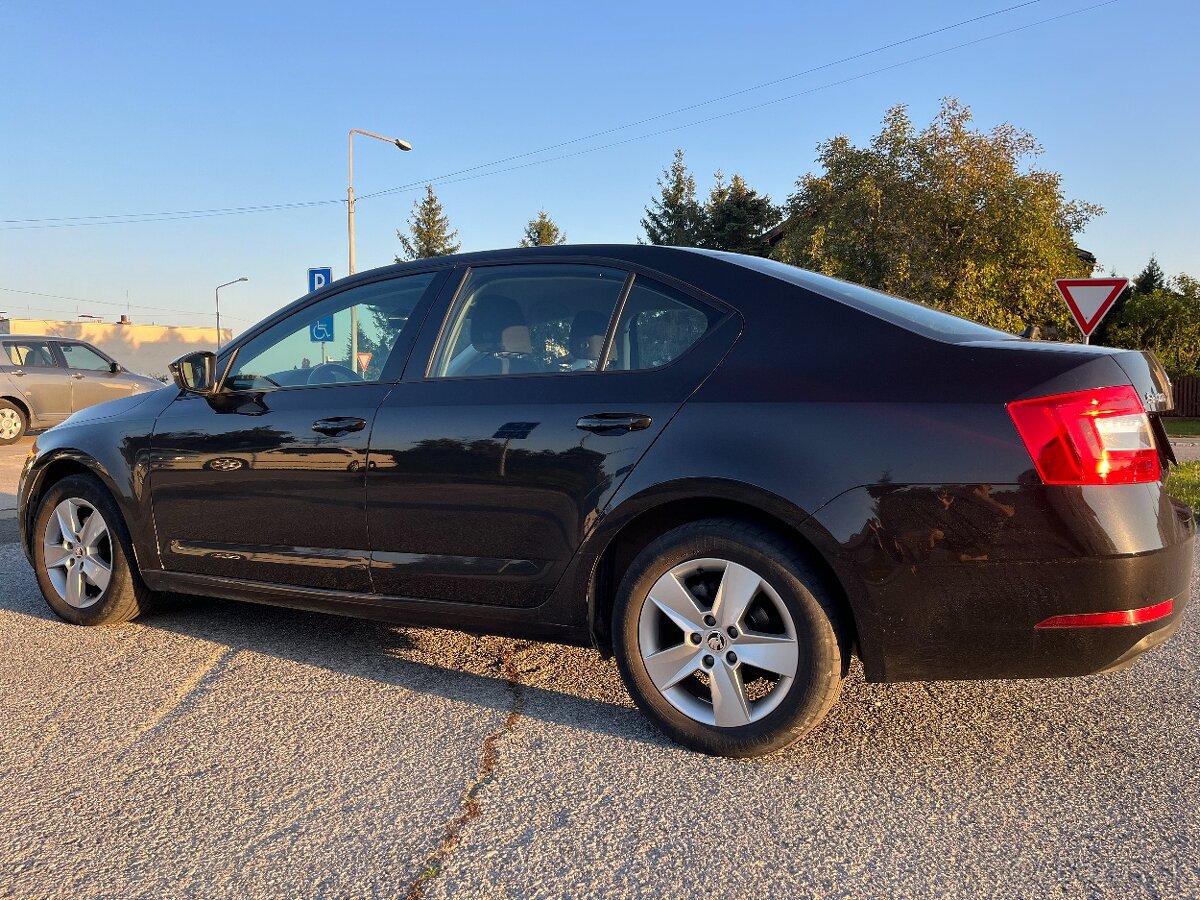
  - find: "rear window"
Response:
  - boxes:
[695,251,1013,342]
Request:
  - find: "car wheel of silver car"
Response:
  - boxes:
[32,474,153,626]
[0,401,26,445]
[613,519,851,758]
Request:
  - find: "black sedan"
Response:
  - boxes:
[18,246,1195,758]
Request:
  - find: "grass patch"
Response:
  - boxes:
[1163,417,1200,438]
[1166,461,1200,510]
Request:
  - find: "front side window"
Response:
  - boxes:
[60,343,112,371]
[603,278,722,371]
[429,264,628,378]
[3,341,59,368]
[225,273,437,392]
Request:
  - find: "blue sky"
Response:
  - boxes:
[2,0,1196,334]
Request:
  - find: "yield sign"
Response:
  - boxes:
[1055,278,1128,339]
[356,351,373,372]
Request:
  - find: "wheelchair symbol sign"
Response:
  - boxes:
[310,315,335,343]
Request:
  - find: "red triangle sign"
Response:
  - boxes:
[1055,278,1128,338]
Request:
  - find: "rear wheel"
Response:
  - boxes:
[32,474,153,625]
[0,401,26,444]
[613,519,849,758]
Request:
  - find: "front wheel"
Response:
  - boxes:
[613,519,850,758]
[32,474,153,625]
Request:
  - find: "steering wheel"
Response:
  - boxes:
[306,362,364,385]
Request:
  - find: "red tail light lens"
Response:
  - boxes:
[1007,385,1160,485]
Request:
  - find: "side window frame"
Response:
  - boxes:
[217,268,449,395]
[57,341,115,372]
[2,340,65,370]
[597,273,729,375]
[421,262,635,381]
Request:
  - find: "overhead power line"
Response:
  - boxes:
[0,0,1116,232]
[0,286,254,324]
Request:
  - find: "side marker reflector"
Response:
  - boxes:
[1035,599,1174,630]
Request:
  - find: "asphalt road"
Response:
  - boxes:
[0,443,1197,898]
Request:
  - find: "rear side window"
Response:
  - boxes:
[3,341,59,368]
[429,264,628,378]
[60,343,112,371]
[603,278,721,371]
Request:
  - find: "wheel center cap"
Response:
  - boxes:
[706,632,726,652]
[74,547,85,559]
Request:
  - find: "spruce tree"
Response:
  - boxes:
[1133,255,1166,294]
[701,172,780,255]
[396,185,461,261]
[640,149,703,246]
[519,209,566,247]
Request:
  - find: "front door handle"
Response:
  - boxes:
[71,373,85,380]
[312,416,367,436]
[11,370,25,377]
[576,413,652,435]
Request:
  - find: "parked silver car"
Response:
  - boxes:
[0,335,163,443]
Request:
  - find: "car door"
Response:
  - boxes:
[366,261,741,607]
[57,341,129,411]
[1,339,72,424]
[148,270,444,591]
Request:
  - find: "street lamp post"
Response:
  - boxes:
[347,128,411,373]
[214,277,248,351]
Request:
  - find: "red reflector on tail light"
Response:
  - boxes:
[1007,385,1161,485]
[1035,599,1174,629]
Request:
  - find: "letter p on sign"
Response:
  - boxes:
[308,267,333,294]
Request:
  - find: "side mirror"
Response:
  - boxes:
[169,351,218,395]
[109,361,124,374]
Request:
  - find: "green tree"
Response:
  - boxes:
[396,185,461,261]
[519,209,566,247]
[701,172,780,255]
[771,98,1103,334]
[641,148,703,246]
[1133,255,1167,294]
[1106,273,1200,376]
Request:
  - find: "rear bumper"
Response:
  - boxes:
[809,482,1196,682]
[873,539,1193,681]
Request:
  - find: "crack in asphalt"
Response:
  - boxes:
[404,642,529,900]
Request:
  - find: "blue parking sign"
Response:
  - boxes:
[310,315,335,343]
[308,267,332,293]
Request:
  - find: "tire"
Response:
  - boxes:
[612,519,850,758]
[0,400,27,445]
[31,473,153,626]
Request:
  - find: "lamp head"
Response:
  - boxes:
[394,139,412,151]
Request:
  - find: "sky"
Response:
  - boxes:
[1,0,1197,336]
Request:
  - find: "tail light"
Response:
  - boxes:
[1007,385,1160,485]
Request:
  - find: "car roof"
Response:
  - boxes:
[0,334,95,342]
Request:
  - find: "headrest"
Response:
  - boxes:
[470,295,532,354]
[569,309,610,361]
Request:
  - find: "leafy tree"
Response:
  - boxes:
[396,185,461,261]
[1106,272,1200,376]
[520,209,566,247]
[641,149,703,246]
[771,98,1104,334]
[701,172,780,255]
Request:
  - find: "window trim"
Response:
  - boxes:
[2,339,65,370]
[57,341,116,372]
[215,269,447,396]
[419,261,731,383]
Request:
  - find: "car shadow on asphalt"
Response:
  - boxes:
[5,571,1192,762]
[4,584,675,749]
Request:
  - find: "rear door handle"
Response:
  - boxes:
[71,373,85,380]
[576,413,652,434]
[312,416,367,436]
